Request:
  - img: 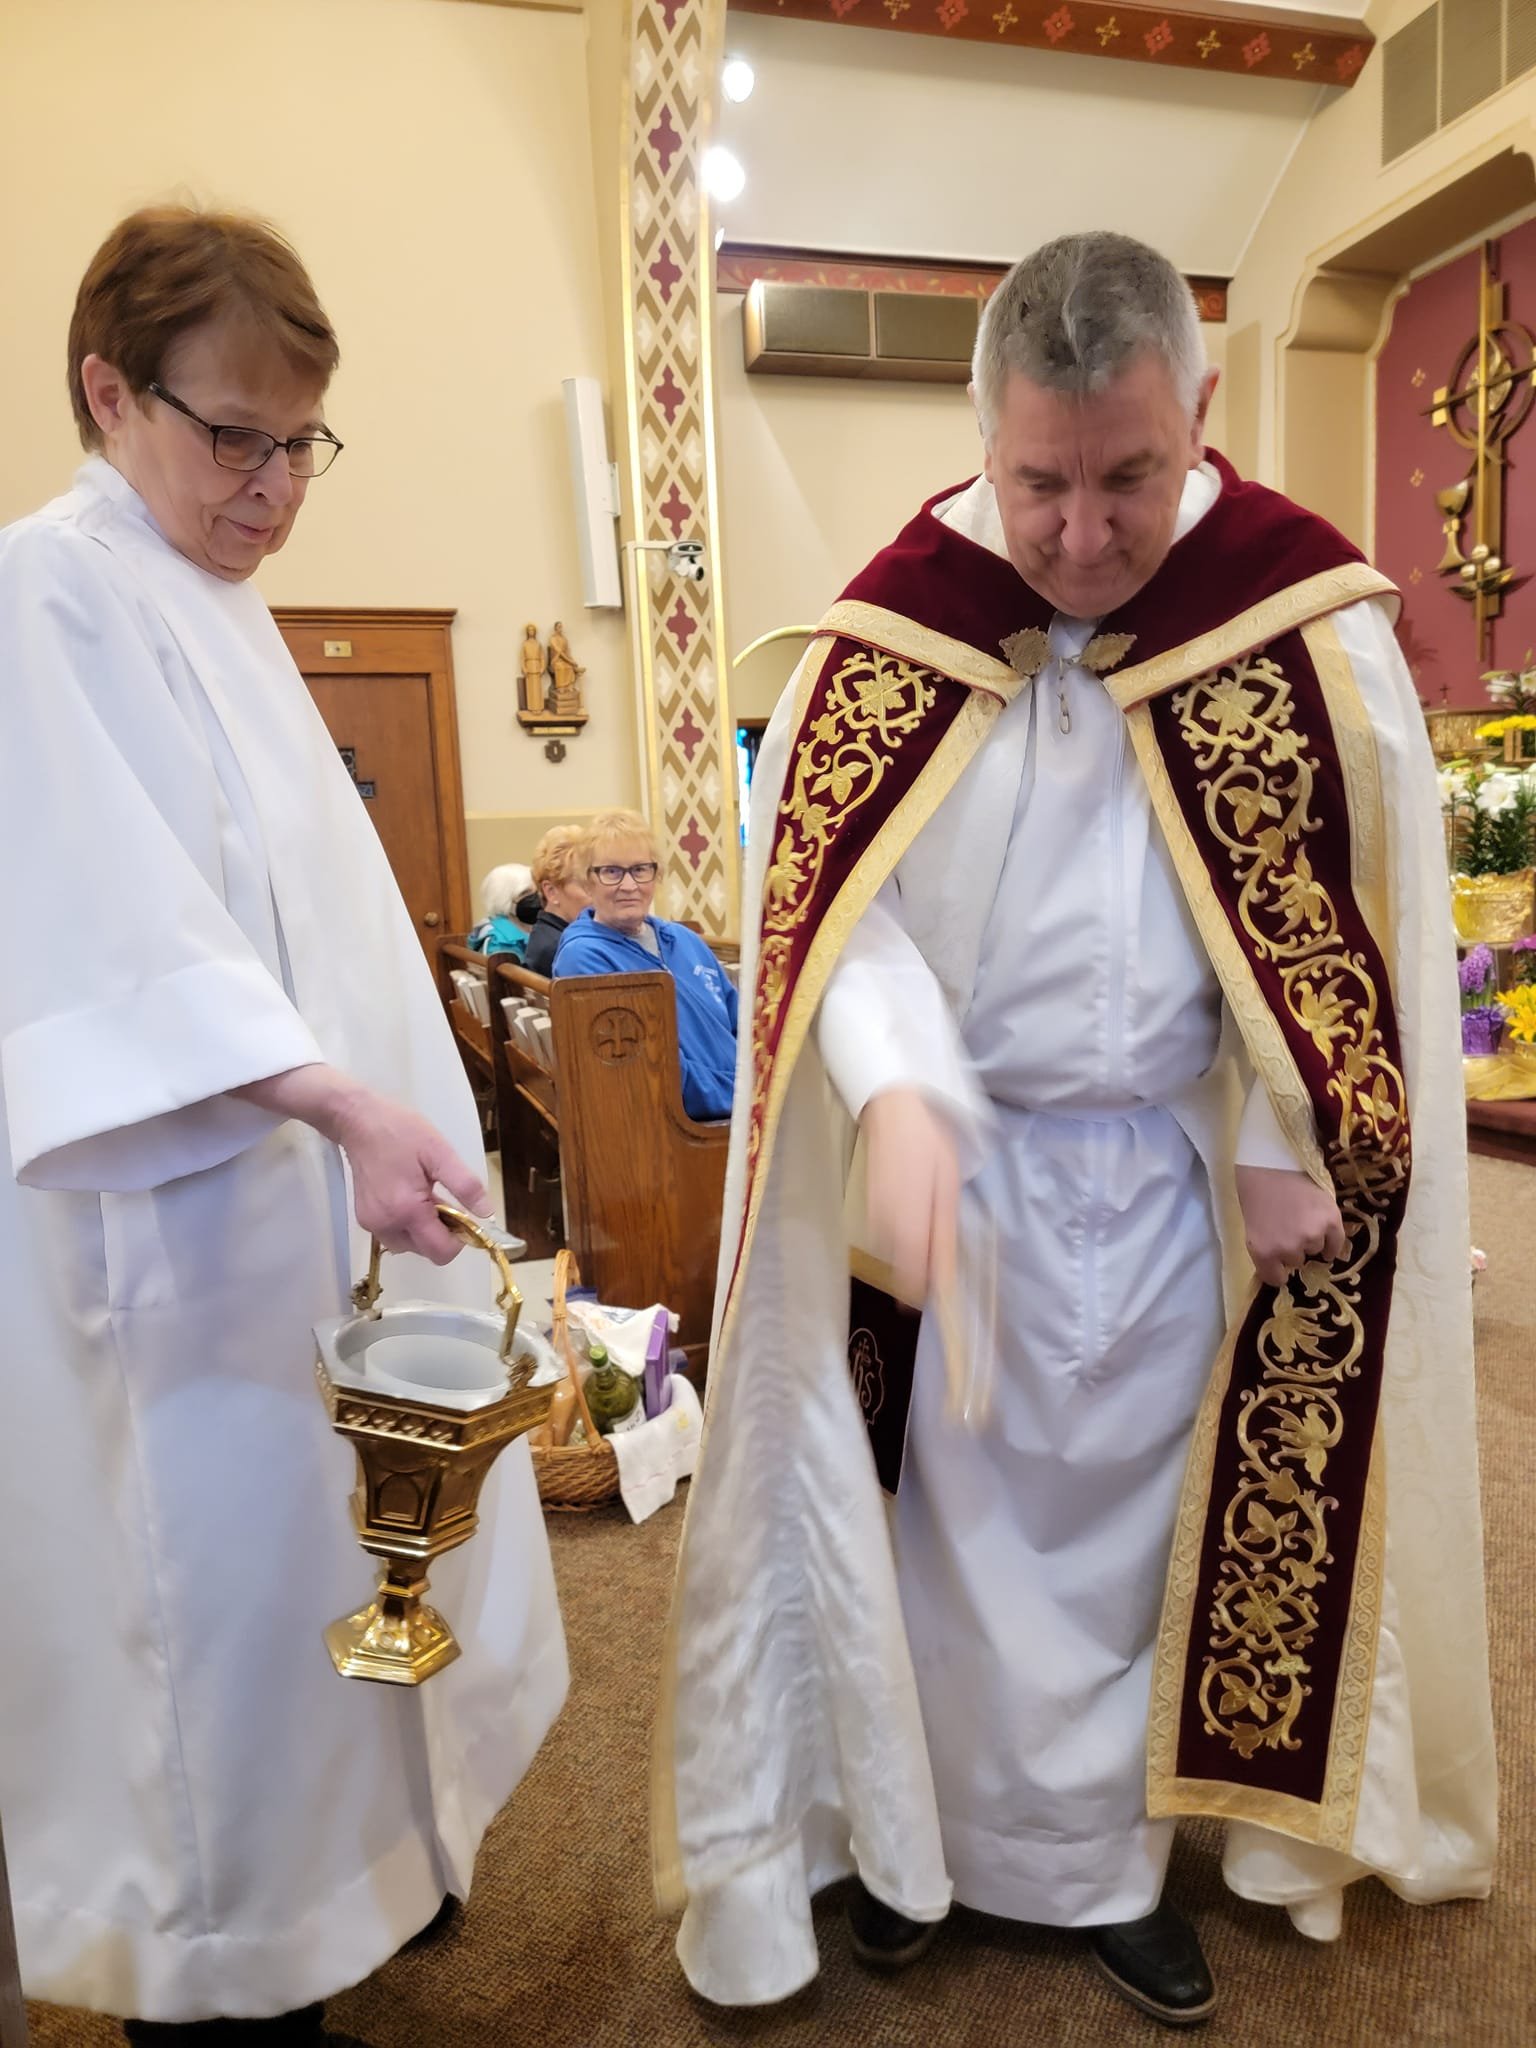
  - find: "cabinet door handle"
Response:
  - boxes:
[423,911,441,928]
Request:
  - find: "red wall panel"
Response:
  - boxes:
[1374,215,1536,707]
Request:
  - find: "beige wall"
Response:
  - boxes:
[1229,1,1536,528]
[716,13,1314,277]
[0,0,639,893]
[713,298,1228,723]
[714,297,978,720]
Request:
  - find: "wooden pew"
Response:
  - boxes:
[489,960,565,1260]
[546,970,730,1382]
[435,938,497,1141]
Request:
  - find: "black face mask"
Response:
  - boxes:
[515,890,543,925]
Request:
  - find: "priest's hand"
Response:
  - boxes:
[234,1064,490,1264]
[861,1085,959,1307]
[1235,1164,1348,1288]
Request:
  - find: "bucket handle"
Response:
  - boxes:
[350,1204,523,1369]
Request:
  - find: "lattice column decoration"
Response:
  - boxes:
[621,0,739,937]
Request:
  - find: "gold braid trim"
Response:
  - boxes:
[720,668,1007,1376]
[1106,565,1398,711]
[1126,702,1328,1187]
[1136,645,1405,1849]
[1303,615,1395,988]
[818,600,1020,702]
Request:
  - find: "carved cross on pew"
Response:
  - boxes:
[1425,242,1536,661]
[593,1006,643,1064]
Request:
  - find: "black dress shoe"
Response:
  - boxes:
[1087,1900,1216,2027]
[398,1892,462,1954]
[846,1878,941,1969]
[123,2010,371,2046]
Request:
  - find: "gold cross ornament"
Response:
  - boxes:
[1425,242,1536,660]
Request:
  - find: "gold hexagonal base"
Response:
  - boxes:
[324,1596,462,1686]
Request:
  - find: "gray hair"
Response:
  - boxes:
[972,232,1206,441]
[480,862,534,920]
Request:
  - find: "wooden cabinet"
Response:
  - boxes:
[274,608,471,958]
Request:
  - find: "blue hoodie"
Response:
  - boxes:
[553,910,738,1120]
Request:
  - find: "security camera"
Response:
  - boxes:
[667,539,707,585]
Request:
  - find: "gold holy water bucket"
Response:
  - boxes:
[314,1204,552,1685]
[1452,869,1536,946]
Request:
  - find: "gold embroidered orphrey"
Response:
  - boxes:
[739,598,1404,1833]
[752,644,941,1172]
[1150,646,1407,1831]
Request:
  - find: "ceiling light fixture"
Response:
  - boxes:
[721,55,756,103]
[702,146,746,203]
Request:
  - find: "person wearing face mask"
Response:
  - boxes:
[467,861,536,958]
[655,233,1494,2026]
[552,809,737,1121]
[0,208,568,2044]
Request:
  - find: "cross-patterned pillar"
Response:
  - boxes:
[621,0,740,938]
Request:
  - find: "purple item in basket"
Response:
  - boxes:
[642,1309,672,1418]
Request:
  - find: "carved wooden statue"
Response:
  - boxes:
[548,622,585,718]
[519,623,547,716]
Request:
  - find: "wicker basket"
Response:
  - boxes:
[530,1250,623,1511]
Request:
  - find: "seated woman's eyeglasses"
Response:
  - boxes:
[590,861,659,885]
[147,383,344,477]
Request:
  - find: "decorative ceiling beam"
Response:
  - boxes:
[725,0,1373,91]
[718,241,1229,319]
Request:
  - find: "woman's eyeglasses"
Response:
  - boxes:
[589,862,659,885]
[147,383,344,477]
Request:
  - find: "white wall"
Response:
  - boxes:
[715,14,1321,276]
[0,0,638,867]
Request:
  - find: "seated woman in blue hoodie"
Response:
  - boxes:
[553,809,738,1121]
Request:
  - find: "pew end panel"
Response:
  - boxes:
[490,959,564,1260]
[548,970,729,1385]
[436,937,499,1142]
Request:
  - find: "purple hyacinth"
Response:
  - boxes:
[1511,933,1536,953]
[1459,944,1496,996]
[1462,1005,1506,1056]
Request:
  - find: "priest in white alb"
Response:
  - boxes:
[654,232,1496,2028]
[0,207,567,2044]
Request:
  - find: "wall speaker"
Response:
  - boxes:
[562,375,622,609]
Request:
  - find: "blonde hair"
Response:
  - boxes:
[578,809,657,868]
[530,824,585,900]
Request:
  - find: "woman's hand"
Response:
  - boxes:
[1235,1164,1348,1288]
[234,1064,489,1263]
[862,1085,959,1307]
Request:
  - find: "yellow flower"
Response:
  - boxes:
[1476,714,1536,739]
[1500,986,1536,1044]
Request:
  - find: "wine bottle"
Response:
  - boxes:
[583,1340,643,1436]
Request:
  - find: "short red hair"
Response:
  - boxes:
[68,206,339,449]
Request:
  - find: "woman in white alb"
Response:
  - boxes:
[0,208,567,2044]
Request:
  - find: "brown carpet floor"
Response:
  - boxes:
[27,1156,1536,2047]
